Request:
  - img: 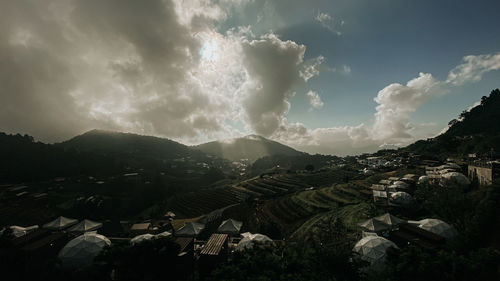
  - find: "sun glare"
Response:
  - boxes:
[200,37,219,62]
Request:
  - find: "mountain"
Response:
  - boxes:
[194,134,306,163]
[57,129,190,159]
[404,88,500,159]
[0,132,122,181]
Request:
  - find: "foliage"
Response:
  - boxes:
[96,238,184,281]
[210,243,361,281]
[403,89,500,159]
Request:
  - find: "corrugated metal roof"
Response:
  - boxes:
[201,234,227,256]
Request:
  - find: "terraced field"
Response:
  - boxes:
[289,202,374,243]
[261,183,367,236]
[236,175,309,196]
[168,187,252,218]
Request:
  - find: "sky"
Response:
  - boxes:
[1,0,499,155]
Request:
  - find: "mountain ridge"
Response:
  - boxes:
[193,134,306,163]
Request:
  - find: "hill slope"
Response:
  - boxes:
[194,134,306,163]
[404,88,500,158]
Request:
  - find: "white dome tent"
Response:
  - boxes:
[353,236,398,270]
[392,181,409,189]
[390,192,414,206]
[43,216,78,230]
[417,219,458,240]
[236,232,274,251]
[441,172,470,186]
[418,176,429,184]
[58,232,111,269]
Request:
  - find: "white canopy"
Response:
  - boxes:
[358,219,390,233]
[236,232,274,251]
[418,219,458,240]
[67,219,102,232]
[392,181,409,188]
[353,236,398,270]
[43,216,78,230]
[175,222,205,237]
[10,225,39,238]
[58,232,111,269]
[390,192,414,206]
[130,234,155,244]
[373,213,406,227]
[130,231,172,245]
[155,231,172,239]
[217,219,243,234]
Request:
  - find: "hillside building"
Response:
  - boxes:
[468,161,499,186]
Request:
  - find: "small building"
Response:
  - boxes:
[130,222,152,235]
[373,190,388,205]
[468,161,499,186]
[200,234,229,277]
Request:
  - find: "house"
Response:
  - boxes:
[468,161,499,186]
[130,222,152,235]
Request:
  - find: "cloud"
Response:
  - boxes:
[447,52,500,85]
[372,73,442,142]
[342,65,351,74]
[299,55,325,81]
[306,91,324,110]
[314,11,342,35]
[0,0,255,143]
[240,33,311,136]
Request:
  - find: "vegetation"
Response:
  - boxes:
[404,89,500,159]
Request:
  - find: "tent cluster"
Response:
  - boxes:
[424,162,470,186]
[355,213,458,270]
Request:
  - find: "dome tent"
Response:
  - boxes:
[58,232,111,269]
[217,219,243,235]
[353,236,398,270]
[236,232,274,251]
[43,216,78,230]
[67,219,102,233]
[441,172,470,186]
[390,192,414,206]
[392,181,409,188]
[418,176,429,184]
[175,222,205,237]
[418,219,458,240]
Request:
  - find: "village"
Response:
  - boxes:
[1,149,498,280]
